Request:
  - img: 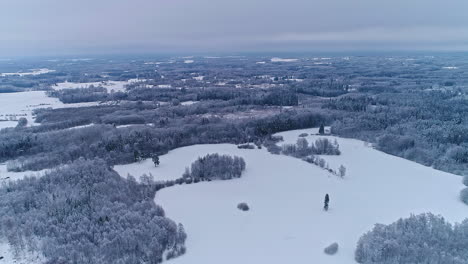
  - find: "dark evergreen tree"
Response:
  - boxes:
[324,193,330,211]
[319,124,325,135]
[152,154,160,167]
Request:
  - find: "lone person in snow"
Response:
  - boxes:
[324,194,330,211]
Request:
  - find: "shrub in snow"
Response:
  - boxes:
[299,133,309,137]
[355,213,468,264]
[324,242,339,255]
[264,140,282,155]
[237,143,255,149]
[237,202,250,211]
[183,153,246,181]
[338,165,346,178]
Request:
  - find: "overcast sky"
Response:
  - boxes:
[1,0,468,56]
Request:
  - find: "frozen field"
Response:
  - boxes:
[0,91,105,129]
[271,57,299,62]
[52,79,148,93]
[135,128,467,264]
[0,68,55,77]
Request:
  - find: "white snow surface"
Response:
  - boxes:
[0,241,43,264]
[271,57,298,62]
[0,91,105,129]
[52,79,146,93]
[153,128,466,264]
[180,101,198,106]
[0,68,55,77]
[0,163,48,183]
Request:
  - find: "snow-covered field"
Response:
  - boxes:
[271,57,298,62]
[0,91,105,129]
[128,128,468,264]
[0,68,55,77]
[0,241,43,264]
[52,79,147,93]
[0,163,48,182]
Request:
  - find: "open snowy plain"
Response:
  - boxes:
[0,91,108,129]
[114,128,468,264]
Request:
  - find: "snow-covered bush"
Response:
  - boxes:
[183,153,246,181]
[324,242,339,255]
[237,143,255,149]
[338,165,346,178]
[237,202,250,211]
[355,213,468,264]
[313,138,341,155]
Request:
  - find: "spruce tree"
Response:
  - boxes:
[324,193,330,211]
[319,124,325,135]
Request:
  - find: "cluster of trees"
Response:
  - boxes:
[182,153,246,181]
[355,213,468,264]
[196,87,298,106]
[281,137,341,158]
[0,159,186,263]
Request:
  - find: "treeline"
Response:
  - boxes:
[48,85,298,107]
[197,87,298,106]
[0,159,186,263]
[1,109,330,172]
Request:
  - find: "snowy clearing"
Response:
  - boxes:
[0,91,105,129]
[52,79,146,93]
[271,57,298,62]
[181,101,198,106]
[153,128,466,264]
[0,241,43,264]
[0,163,48,182]
[0,68,55,77]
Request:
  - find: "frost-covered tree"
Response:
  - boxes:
[355,213,468,264]
[0,159,186,263]
[183,153,246,181]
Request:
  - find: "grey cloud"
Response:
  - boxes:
[1,0,468,56]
